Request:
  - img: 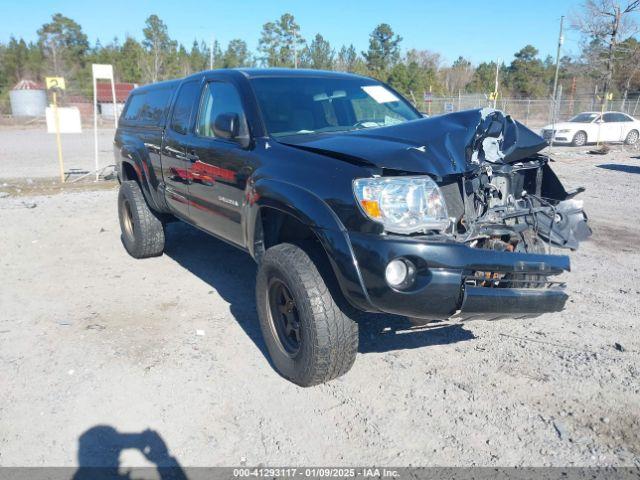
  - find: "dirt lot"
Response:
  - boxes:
[0,128,639,469]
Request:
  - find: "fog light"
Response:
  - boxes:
[385,258,415,289]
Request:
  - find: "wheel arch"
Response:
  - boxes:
[120,160,139,185]
[118,147,165,213]
[245,178,375,313]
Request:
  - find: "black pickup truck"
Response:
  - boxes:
[114,68,590,386]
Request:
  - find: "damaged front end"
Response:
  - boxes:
[346,109,590,320]
[442,109,590,259]
[431,109,591,318]
[282,107,591,319]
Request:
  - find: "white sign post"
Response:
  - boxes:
[92,64,117,180]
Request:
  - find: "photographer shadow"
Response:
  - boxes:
[73,425,187,480]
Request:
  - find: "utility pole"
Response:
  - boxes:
[493,59,500,109]
[551,16,564,116]
[293,26,298,69]
[210,36,215,70]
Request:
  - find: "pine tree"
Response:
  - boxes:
[223,39,252,68]
[37,13,89,78]
[301,34,334,70]
[258,13,305,67]
[141,14,175,82]
[363,23,402,80]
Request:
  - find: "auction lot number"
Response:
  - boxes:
[233,468,399,478]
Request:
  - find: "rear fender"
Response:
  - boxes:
[118,143,166,212]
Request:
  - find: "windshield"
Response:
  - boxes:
[570,113,599,123]
[250,76,421,137]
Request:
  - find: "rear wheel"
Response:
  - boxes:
[572,131,587,147]
[256,243,358,387]
[625,129,639,145]
[117,180,165,258]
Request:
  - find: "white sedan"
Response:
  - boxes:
[540,111,640,146]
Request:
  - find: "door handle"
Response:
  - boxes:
[186,150,199,162]
[164,145,182,155]
[163,145,188,161]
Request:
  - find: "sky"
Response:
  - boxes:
[1,0,585,65]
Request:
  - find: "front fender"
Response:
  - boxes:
[245,178,376,313]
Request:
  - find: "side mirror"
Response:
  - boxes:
[213,112,239,139]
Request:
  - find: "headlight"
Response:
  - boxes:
[353,176,449,234]
[557,129,571,134]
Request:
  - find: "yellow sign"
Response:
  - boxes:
[489,91,498,101]
[45,77,66,90]
[606,93,613,101]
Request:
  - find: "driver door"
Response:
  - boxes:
[182,81,252,247]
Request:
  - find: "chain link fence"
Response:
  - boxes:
[416,93,640,129]
[1,87,122,128]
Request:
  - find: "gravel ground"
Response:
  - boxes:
[0,137,639,468]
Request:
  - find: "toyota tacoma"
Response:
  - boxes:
[114,69,591,386]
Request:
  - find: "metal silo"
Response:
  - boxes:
[10,80,47,117]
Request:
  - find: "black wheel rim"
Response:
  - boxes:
[121,198,135,240]
[267,278,301,357]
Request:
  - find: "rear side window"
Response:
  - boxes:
[603,113,620,123]
[169,81,201,135]
[121,87,173,126]
[122,94,146,122]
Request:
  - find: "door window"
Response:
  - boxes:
[602,113,619,122]
[196,82,248,139]
[613,113,632,122]
[169,81,201,135]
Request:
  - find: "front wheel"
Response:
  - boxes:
[256,243,359,387]
[572,131,587,147]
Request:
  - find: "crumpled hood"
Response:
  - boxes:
[280,108,548,178]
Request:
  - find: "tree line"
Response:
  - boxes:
[1,3,640,111]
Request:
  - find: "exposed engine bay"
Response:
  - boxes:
[440,109,591,258]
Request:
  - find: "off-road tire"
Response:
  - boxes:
[624,129,639,145]
[256,243,359,387]
[572,131,587,147]
[117,180,165,258]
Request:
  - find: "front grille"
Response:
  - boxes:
[464,272,565,289]
[542,129,555,140]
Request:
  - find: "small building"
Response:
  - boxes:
[97,82,136,118]
[10,80,47,117]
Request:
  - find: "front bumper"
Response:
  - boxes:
[348,232,570,321]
